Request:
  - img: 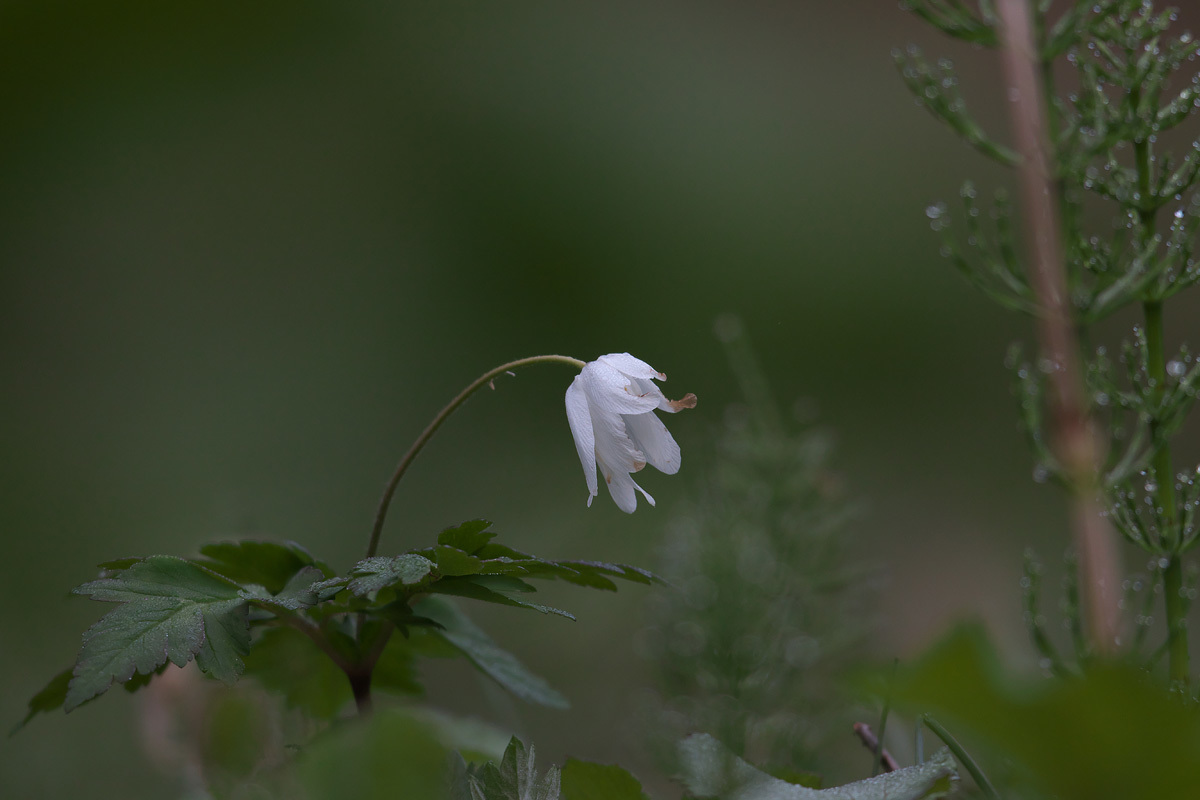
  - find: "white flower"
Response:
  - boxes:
[564,353,697,513]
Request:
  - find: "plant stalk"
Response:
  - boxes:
[921,716,1001,800]
[1144,297,1187,683]
[365,354,586,558]
[997,0,1121,654]
[1134,111,1188,681]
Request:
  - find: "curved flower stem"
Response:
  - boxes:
[364,354,587,559]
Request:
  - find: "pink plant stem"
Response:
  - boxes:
[997,0,1121,654]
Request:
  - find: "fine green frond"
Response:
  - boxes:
[894,46,1018,167]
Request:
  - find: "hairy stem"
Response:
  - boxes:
[365,354,586,558]
[998,0,1121,654]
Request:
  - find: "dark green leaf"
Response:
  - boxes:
[468,575,539,594]
[414,597,569,709]
[677,734,956,799]
[474,736,561,800]
[423,544,486,577]
[193,540,331,594]
[346,554,434,600]
[96,557,144,572]
[561,759,649,800]
[67,556,250,711]
[372,636,424,698]
[429,577,575,620]
[244,626,352,719]
[438,519,497,554]
[374,600,445,634]
[310,575,350,601]
[199,691,271,781]
[875,623,1200,800]
[239,565,325,612]
[295,709,449,800]
[11,669,71,733]
[558,561,657,586]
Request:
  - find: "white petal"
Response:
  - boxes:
[589,401,643,475]
[596,353,665,381]
[626,376,676,413]
[564,376,597,503]
[602,465,639,513]
[582,361,659,415]
[624,411,681,475]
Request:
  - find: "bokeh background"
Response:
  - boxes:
[3,1,1198,797]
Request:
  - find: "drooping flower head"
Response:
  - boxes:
[564,353,697,513]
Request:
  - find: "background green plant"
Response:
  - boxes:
[6,0,1200,798]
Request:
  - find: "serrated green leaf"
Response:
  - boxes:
[561,759,650,800]
[239,565,324,612]
[310,575,350,601]
[424,544,486,576]
[475,736,561,800]
[558,561,658,587]
[345,554,434,600]
[244,626,352,719]
[11,669,71,733]
[438,519,497,554]
[429,576,575,620]
[469,574,539,594]
[66,556,250,711]
[192,540,330,594]
[414,597,569,709]
[677,734,956,800]
[96,557,145,572]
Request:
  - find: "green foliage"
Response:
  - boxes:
[456,736,561,800]
[872,623,1200,800]
[192,540,332,595]
[415,597,569,709]
[66,556,251,711]
[904,0,1200,686]
[22,518,654,733]
[676,734,957,800]
[243,626,360,719]
[450,737,652,800]
[643,319,868,772]
[11,669,71,733]
[560,760,650,800]
[292,709,451,800]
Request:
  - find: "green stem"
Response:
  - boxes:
[1145,300,1188,683]
[921,716,1000,800]
[1136,128,1189,684]
[365,355,586,559]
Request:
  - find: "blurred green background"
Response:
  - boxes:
[3,1,1197,797]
